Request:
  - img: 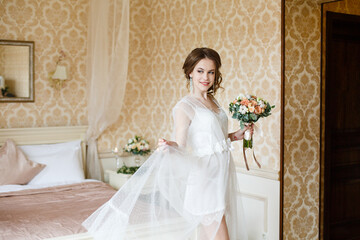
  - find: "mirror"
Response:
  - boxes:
[0,40,34,102]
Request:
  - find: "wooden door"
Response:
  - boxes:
[323,11,360,240]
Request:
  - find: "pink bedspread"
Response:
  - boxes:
[0,181,115,240]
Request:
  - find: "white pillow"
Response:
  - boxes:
[19,140,85,185]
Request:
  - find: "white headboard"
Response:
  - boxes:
[0,126,88,176]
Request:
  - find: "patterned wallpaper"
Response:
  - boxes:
[100,0,282,173]
[284,0,322,239]
[1,0,281,171]
[0,0,88,127]
[284,0,360,239]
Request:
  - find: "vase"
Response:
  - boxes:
[134,155,141,167]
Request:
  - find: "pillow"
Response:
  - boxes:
[0,139,46,185]
[19,140,85,185]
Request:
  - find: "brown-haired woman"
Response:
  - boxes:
[84,48,249,240]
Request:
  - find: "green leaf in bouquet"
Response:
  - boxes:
[266,102,272,111]
[243,114,249,122]
[234,113,238,119]
[250,113,258,121]
[240,120,245,129]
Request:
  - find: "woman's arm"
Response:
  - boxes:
[228,124,253,142]
[158,104,191,148]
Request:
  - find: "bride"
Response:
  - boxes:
[83,48,249,240]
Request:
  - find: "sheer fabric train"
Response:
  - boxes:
[82,96,248,240]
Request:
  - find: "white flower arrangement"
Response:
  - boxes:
[123,135,150,155]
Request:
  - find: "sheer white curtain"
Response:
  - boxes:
[86,0,129,180]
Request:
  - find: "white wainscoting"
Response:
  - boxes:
[237,169,280,240]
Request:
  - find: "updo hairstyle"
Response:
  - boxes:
[182,47,223,95]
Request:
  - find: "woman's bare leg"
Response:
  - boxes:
[214,215,230,240]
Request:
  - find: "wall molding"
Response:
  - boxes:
[240,191,269,232]
[236,166,279,181]
[237,172,279,239]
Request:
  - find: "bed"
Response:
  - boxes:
[0,126,116,240]
[0,126,200,240]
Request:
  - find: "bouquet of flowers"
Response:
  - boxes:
[123,135,151,156]
[229,94,275,170]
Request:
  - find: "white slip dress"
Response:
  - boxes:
[83,95,248,240]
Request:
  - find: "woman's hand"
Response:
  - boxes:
[158,138,178,148]
[229,124,254,141]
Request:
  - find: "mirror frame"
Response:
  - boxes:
[0,39,34,102]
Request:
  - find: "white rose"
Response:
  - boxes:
[239,105,248,114]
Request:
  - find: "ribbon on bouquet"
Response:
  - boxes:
[242,124,262,171]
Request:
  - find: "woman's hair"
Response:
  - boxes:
[182,47,223,95]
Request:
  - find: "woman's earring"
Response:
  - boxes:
[189,77,193,93]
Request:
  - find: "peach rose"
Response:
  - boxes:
[255,105,262,114]
[248,103,255,113]
[251,100,258,106]
[240,99,250,106]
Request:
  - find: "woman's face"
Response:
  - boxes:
[189,58,216,95]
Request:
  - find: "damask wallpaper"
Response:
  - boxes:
[100,0,282,173]
[1,1,281,173]
[0,0,88,127]
[284,0,321,238]
[284,0,360,239]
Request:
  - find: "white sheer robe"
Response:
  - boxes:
[83,95,248,239]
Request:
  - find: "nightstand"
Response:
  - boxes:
[105,170,132,190]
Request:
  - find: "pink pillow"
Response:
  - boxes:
[0,139,46,185]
